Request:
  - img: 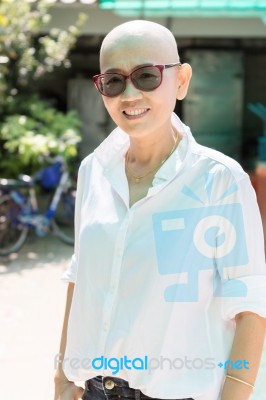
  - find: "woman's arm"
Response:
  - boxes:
[56,282,75,368]
[221,311,266,400]
[54,282,84,400]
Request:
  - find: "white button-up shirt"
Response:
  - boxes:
[62,113,266,400]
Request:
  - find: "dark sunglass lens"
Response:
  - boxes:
[132,66,162,91]
[98,74,125,97]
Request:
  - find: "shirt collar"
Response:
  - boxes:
[94,112,194,183]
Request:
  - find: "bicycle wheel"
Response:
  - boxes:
[0,194,29,255]
[51,188,75,245]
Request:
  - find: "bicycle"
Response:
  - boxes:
[0,157,76,256]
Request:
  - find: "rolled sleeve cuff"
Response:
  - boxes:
[61,254,78,283]
[221,275,266,320]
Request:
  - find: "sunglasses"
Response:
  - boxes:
[93,62,181,98]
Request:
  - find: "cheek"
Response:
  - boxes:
[102,98,123,126]
[102,96,111,111]
[102,97,117,116]
[154,81,177,109]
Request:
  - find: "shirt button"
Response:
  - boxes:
[105,379,115,389]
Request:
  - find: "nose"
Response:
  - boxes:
[121,77,143,101]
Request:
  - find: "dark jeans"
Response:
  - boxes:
[82,375,194,400]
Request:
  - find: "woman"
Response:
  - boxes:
[54,20,266,400]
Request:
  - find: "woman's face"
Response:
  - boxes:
[99,35,181,141]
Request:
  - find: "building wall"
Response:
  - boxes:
[44,5,266,38]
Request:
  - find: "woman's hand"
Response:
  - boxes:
[54,367,85,400]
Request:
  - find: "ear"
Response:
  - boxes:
[176,63,192,100]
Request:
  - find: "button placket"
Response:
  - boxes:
[99,212,131,348]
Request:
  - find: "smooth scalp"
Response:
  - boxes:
[100,20,180,70]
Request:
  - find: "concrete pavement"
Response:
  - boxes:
[0,233,265,400]
[0,233,73,400]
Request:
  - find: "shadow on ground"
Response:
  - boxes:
[0,231,73,275]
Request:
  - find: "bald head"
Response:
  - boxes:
[100,20,180,70]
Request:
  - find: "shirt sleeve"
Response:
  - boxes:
[61,159,86,284]
[61,254,78,283]
[215,174,266,320]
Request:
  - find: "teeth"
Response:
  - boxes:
[124,108,148,116]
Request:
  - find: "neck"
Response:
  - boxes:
[126,127,180,167]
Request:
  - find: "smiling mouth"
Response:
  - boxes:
[123,108,149,117]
